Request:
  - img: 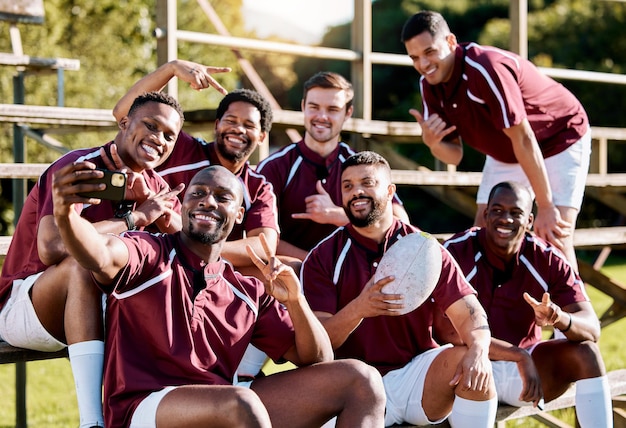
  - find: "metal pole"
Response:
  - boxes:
[12,71,27,428]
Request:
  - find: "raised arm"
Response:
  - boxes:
[112,59,231,122]
[523,292,600,342]
[51,161,130,284]
[247,234,333,366]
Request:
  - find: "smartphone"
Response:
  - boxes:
[78,169,127,201]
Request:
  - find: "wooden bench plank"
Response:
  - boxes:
[0,341,68,363]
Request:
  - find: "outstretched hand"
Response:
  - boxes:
[291,180,348,226]
[523,292,562,327]
[408,109,456,148]
[246,233,299,304]
[171,59,231,94]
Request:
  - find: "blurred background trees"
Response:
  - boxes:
[1,0,625,234]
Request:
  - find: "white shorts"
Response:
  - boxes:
[491,341,543,407]
[130,379,254,428]
[382,344,453,426]
[130,386,177,428]
[476,128,591,209]
[0,273,65,351]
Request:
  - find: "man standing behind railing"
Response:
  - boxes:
[402,10,591,271]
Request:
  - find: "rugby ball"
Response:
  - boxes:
[374,232,442,315]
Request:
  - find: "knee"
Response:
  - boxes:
[225,388,269,426]
[335,359,386,403]
[571,341,606,376]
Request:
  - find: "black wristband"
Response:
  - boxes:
[118,210,136,231]
[561,313,573,332]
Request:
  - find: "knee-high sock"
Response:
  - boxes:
[447,395,497,428]
[68,340,105,428]
[576,376,612,428]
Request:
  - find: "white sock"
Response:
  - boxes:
[448,395,498,428]
[576,376,612,428]
[68,340,105,428]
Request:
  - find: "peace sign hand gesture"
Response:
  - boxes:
[246,233,300,305]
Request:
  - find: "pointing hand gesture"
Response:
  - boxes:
[523,292,562,327]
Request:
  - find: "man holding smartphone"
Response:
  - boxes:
[0,91,194,428]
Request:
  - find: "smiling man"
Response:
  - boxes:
[442,181,612,427]
[0,91,185,428]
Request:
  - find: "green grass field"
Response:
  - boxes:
[1,256,625,427]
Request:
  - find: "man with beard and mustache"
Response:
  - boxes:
[300,151,498,427]
[113,60,279,274]
[0,91,185,428]
[257,71,409,261]
[441,181,612,427]
[51,163,387,428]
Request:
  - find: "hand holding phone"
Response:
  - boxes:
[78,169,127,201]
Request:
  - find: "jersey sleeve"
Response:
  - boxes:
[242,178,279,233]
[469,52,527,130]
[250,292,296,362]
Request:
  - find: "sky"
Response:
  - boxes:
[242,0,355,44]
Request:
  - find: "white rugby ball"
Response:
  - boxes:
[374,232,442,315]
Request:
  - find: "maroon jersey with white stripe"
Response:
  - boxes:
[156,131,279,240]
[257,140,403,251]
[443,227,588,348]
[421,43,588,163]
[301,219,475,375]
[0,142,177,309]
[102,231,295,428]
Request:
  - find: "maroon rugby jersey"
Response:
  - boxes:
[156,131,279,240]
[301,219,475,375]
[443,227,588,348]
[101,231,295,428]
[421,43,588,163]
[257,140,402,251]
[0,142,177,309]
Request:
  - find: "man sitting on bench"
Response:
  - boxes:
[442,181,612,427]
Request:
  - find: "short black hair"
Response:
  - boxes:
[487,181,534,212]
[303,71,354,112]
[400,10,451,43]
[215,89,273,133]
[128,91,184,123]
[341,150,390,172]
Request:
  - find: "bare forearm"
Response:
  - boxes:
[506,123,552,208]
[318,302,364,349]
[489,337,528,362]
[277,240,308,261]
[56,210,117,275]
[112,61,177,120]
[429,139,464,165]
[285,295,333,364]
[555,310,600,342]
